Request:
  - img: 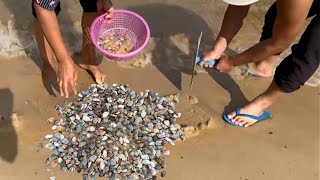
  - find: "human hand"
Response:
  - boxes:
[200,49,222,68]
[96,0,115,19]
[57,59,77,98]
[214,55,234,73]
[200,37,227,68]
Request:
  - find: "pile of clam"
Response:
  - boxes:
[43,84,185,180]
[97,33,132,54]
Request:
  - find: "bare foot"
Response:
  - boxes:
[246,63,274,77]
[79,37,106,84]
[78,44,106,83]
[80,12,107,84]
[79,62,106,84]
[79,46,106,84]
[245,56,277,77]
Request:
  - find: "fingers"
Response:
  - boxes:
[199,55,209,67]
[200,51,218,68]
[58,79,64,97]
[215,63,220,71]
[70,81,77,97]
[72,72,78,95]
[74,71,78,85]
[201,57,219,70]
[106,7,115,19]
[63,81,69,98]
[58,76,77,98]
[208,62,218,69]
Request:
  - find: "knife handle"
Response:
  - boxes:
[196,56,218,66]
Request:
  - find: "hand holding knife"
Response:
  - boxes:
[190,32,219,92]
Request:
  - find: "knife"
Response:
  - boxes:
[190,32,218,92]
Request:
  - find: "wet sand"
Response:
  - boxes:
[0,0,319,179]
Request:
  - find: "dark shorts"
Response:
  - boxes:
[260,1,320,93]
[32,0,98,18]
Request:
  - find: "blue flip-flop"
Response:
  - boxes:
[223,106,271,127]
[245,71,257,77]
[241,67,257,77]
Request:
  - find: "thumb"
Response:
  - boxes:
[105,7,115,19]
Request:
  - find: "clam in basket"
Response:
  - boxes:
[90,9,150,61]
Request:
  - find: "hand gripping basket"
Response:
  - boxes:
[90,9,150,61]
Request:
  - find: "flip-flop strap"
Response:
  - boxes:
[246,71,257,77]
[236,107,261,121]
[241,67,257,77]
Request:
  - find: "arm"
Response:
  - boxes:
[201,5,250,65]
[34,2,77,98]
[34,3,71,63]
[231,0,313,66]
[216,5,250,51]
[96,0,115,19]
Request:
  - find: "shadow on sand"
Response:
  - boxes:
[130,3,248,114]
[0,88,18,163]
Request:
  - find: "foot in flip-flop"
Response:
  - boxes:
[223,106,270,127]
[241,65,273,78]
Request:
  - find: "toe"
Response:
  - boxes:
[244,120,256,127]
[237,120,245,126]
[227,111,237,119]
[232,116,241,123]
[243,122,251,128]
[96,74,106,84]
[235,119,243,126]
[96,77,103,84]
[102,74,107,83]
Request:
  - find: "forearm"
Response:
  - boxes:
[34,3,70,62]
[231,38,288,66]
[215,5,250,52]
[231,0,312,66]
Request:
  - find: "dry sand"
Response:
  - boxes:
[0,0,319,179]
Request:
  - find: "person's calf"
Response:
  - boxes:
[79,12,106,84]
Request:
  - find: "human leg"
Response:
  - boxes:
[226,15,320,127]
[247,1,319,77]
[78,0,106,84]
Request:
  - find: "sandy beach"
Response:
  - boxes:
[0,0,319,179]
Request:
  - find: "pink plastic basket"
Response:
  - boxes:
[90,9,150,61]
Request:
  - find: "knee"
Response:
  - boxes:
[274,53,319,93]
[274,16,320,93]
[273,76,300,93]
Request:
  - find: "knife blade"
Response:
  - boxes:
[190,32,203,92]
